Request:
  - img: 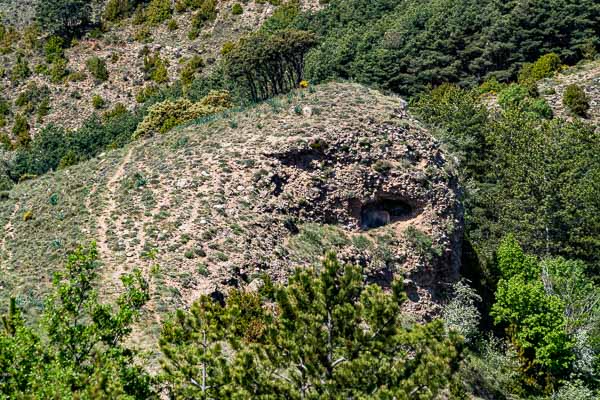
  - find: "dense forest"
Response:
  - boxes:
[0,0,599,398]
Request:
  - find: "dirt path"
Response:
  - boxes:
[96,147,135,278]
[0,201,20,266]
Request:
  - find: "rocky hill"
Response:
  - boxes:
[0,82,462,346]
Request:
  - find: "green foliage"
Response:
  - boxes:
[134,90,231,138]
[412,84,490,176]
[0,244,154,398]
[12,114,30,148]
[260,0,300,33]
[92,94,105,109]
[10,54,31,83]
[160,252,464,398]
[103,0,132,22]
[231,3,243,15]
[497,84,553,118]
[415,84,600,274]
[86,56,109,82]
[442,281,482,343]
[145,0,173,25]
[44,36,65,64]
[563,84,590,117]
[479,77,506,95]
[190,0,217,33]
[6,106,141,180]
[167,18,178,31]
[35,0,93,38]
[142,51,169,83]
[180,55,204,86]
[300,0,599,95]
[15,82,51,116]
[491,238,579,389]
[518,53,562,86]
[496,235,540,281]
[404,226,442,261]
[49,57,69,83]
[224,29,317,101]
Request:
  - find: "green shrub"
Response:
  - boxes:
[143,52,169,83]
[479,77,506,95]
[563,84,590,116]
[260,0,300,33]
[232,3,243,15]
[49,58,69,83]
[11,54,31,82]
[136,85,160,103]
[167,18,178,31]
[35,0,92,37]
[180,55,204,86]
[36,98,51,119]
[92,94,106,109]
[103,0,131,21]
[67,71,87,82]
[133,90,231,138]
[0,132,12,151]
[404,226,441,261]
[44,36,65,63]
[518,53,562,85]
[86,56,109,82]
[497,83,553,118]
[145,0,173,25]
[498,84,529,109]
[0,95,10,117]
[12,114,30,148]
[191,0,217,30]
[15,83,51,115]
[132,5,146,25]
[224,29,317,101]
[134,26,152,43]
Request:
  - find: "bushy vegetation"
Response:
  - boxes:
[36,0,93,38]
[223,29,317,101]
[160,252,464,398]
[145,0,173,25]
[518,53,563,87]
[133,90,231,137]
[0,244,154,398]
[563,84,590,116]
[5,106,141,180]
[86,56,109,83]
[292,0,599,95]
[103,0,132,22]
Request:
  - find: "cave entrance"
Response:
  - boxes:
[360,198,413,230]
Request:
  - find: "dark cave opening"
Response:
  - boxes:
[360,198,414,230]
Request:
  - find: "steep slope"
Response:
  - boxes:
[539,60,600,125]
[0,0,321,138]
[0,83,462,344]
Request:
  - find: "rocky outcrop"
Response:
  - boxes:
[0,83,462,341]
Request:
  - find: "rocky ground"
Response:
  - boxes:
[0,82,462,351]
[0,0,322,137]
[539,59,600,126]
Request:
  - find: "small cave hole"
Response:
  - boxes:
[360,198,414,230]
[270,174,287,196]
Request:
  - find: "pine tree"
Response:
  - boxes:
[160,252,464,398]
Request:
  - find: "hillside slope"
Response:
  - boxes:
[539,60,600,126]
[0,0,321,138]
[0,83,462,342]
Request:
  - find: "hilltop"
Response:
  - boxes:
[0,82,462,343]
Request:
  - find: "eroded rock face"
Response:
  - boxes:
[0,83,462,337]
[257,119,462,318]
